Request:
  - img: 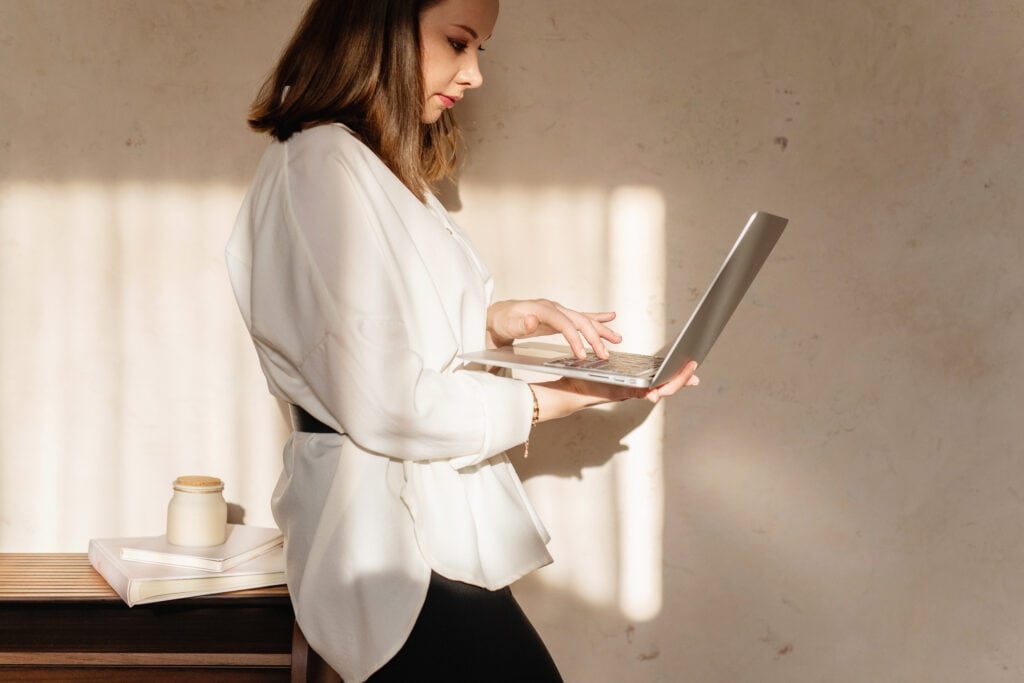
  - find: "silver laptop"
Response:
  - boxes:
[459,211,788,388]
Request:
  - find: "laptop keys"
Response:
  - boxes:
[544,352,663,376]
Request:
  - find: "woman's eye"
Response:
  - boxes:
[448,39,468,53]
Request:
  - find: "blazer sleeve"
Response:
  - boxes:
[243,131,533,468]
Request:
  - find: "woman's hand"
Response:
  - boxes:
[531,360,700,422]
[486,299,622,359]
[638,360,701,403]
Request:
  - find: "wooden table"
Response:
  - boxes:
[0,554,338,682]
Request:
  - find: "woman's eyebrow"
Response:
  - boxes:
[451,23,479,40]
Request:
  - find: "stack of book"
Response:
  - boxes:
[88,524,286,607]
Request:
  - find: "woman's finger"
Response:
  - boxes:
[554,306,622,359]
[522,301,601,359]
[543,308,589,358]
[489,300,624,358]
[556,306,605,358]
[645,361,700,402]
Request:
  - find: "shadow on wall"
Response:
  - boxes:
[511,401,655,481]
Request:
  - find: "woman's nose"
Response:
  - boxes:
[458,53,483,89]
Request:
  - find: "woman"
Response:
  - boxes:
[226,0,699,680]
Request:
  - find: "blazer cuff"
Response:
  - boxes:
[448,372,534,470]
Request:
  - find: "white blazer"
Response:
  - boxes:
[226,124,552,683]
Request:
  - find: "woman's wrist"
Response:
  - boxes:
[485,304,510,349]
[528,378,639,423]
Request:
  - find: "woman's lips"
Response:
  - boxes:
[437,94,458,109]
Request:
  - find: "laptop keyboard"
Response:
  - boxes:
[544,351,663,377]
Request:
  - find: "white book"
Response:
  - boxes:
[88,536,286,607]
[118,524,283,572]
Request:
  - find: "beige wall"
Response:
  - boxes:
[3,1,1023,681]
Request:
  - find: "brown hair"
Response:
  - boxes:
[248,0,455,201]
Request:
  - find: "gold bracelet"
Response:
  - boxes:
[524,384,539,458]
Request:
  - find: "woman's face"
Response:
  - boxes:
[419,0,499,124]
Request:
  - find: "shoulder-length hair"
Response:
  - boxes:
[248,0,455,201]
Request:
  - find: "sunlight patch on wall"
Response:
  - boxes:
[0,178,672,625]
[458,183,669,620]
[0,181,285,552]
[608,187,667,622]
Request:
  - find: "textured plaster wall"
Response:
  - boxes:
[2,1,1023,682]
[466,3,1024,682]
